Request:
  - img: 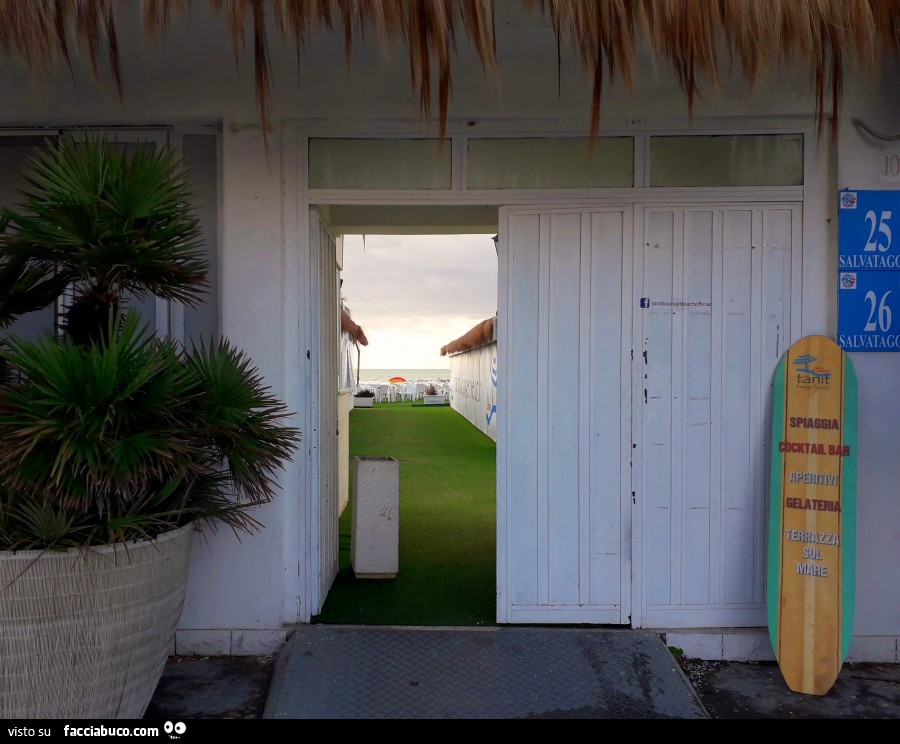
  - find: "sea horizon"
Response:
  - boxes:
[358,368,450,382]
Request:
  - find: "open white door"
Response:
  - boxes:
[308,207,341,615]
[496,206,634,624]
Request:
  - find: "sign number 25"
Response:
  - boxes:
[864,210,893,252]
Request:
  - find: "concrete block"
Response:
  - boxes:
[847,635,899,662]
[351,456,399,578]
[724,631,776,661]
[176,629,232,656]
[664,631,723,660]
[232,629,290,655]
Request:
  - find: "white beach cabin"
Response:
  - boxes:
[0,2,897,663]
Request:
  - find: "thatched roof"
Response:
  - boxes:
[3,1,897,139]
[441,317,494,356]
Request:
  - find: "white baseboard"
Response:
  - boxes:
[661,628,900,663]
[175,628,291,657]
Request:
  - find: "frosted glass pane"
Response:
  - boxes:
[308,139,451,189]
[650,135,803,186]
[467,138,633,189]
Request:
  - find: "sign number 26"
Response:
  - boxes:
[864,210,893,252]
[864,290,893,332]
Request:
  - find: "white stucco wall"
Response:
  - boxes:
[449,343,498,442]
[832,59,900,658]
[176,128,303,655]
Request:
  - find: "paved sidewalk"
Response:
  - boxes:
[683,658,900,719]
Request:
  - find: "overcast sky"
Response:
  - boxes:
[340,234,498,370]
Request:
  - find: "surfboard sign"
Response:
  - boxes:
[767,335,858,696]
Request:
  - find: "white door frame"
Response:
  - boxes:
[293,121,827,626]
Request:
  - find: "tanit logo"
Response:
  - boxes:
[792,354,832,387]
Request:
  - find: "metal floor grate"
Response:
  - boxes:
[264,626,709,720]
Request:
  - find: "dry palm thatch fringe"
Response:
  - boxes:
[1,1,898,141]
[441,316,494,356]
[266,0,497,140]
[0,0,123,100]
[534,0,896,140]
[340,305,368,346]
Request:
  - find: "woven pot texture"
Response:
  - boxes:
[0,523,194,719]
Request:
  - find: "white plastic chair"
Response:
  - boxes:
[415,382,427,400]
[404,382,418,401]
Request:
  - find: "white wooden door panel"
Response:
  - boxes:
[588,211,633,607]
[682,210,714,606]
[310,209,340,615]
[638,204,800,628]
[499,207,631,624]
[642,210,677,609]
[722,209,755,607]
[505,212,542,610]
[546,212,583,607]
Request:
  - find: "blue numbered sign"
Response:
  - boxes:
[837,270,900,350]
[839,190,900,269]
[839,190,900,351]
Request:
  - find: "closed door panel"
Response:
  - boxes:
[637,205,800,628]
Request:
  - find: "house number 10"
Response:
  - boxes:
[885,154,900,179]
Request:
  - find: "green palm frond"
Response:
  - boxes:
[183,338,300,503]
[1,135,209,306]
[0,494,98,551]
[0,308,301,549]
[0,310,202,513]
[0,253,73,331]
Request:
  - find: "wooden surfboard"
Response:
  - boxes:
[767,335,858,696]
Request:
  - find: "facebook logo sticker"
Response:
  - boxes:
[640,298,650,308]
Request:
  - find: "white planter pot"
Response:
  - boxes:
[423,394,446,405]
[0,523,194,719]
[353,396,374,408]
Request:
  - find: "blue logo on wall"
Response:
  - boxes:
[792,354,831,379]
[486,354,498,427]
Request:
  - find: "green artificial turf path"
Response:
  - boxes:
[312,400,497,626]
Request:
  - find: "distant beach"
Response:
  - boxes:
[358,368,450,382]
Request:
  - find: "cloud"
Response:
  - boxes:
[341,234,498,369]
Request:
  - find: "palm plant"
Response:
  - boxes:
[0,136,300,550]
[0,311,299,549]
[0,136,208,346]
[0,211,75,384]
